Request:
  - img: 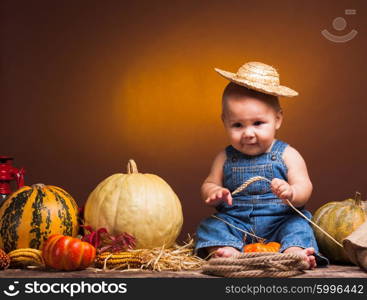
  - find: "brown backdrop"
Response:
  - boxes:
[1,0,366,242]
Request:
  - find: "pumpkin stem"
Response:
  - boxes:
[32,183,45,189]
[354,191,362,206]
[127,159,139,174]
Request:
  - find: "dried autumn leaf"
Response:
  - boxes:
[81,225,136,253]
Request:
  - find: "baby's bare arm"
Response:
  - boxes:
[281,146,313,207]
[201,151,232,206]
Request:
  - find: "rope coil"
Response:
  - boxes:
[203,252,308,278]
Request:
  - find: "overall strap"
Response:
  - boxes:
[225,145,239,161]
[270,140,288,155]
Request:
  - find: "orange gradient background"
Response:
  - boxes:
[1,0,366,241]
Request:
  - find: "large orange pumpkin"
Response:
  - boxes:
[0,184,79,252]
[312,192,367,263]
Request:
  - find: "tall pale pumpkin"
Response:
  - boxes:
[84,160,183,249]
[312,192,367,263]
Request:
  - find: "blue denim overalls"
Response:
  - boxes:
[195,140,329,265]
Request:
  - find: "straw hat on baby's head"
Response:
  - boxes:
[215,61,298,97]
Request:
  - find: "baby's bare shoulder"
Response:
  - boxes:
[211,150,227,169]
[204,150,227,185]
[215,150,227,161]
[282,145,306,166]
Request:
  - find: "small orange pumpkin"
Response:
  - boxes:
[244,242,281,253]
[42,234,96,271]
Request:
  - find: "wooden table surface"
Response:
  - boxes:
[0,265,366,278]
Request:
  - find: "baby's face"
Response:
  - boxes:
[222,96,282,156]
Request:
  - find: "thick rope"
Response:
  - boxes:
[203,252,308,277]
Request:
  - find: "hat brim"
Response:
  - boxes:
[215,68,298,97]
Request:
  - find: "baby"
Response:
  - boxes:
[195,62,328,269]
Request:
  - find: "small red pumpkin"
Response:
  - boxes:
[244,242,281,253]
[42,234,96,271]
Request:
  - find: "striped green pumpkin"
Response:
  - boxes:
[0,183,79,252]
[312,192,367,263]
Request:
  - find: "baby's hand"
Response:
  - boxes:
[205,188,233,206]
[271,178,294,204]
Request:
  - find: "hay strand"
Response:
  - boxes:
[93,236,205,272]
[133,237,205,271]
